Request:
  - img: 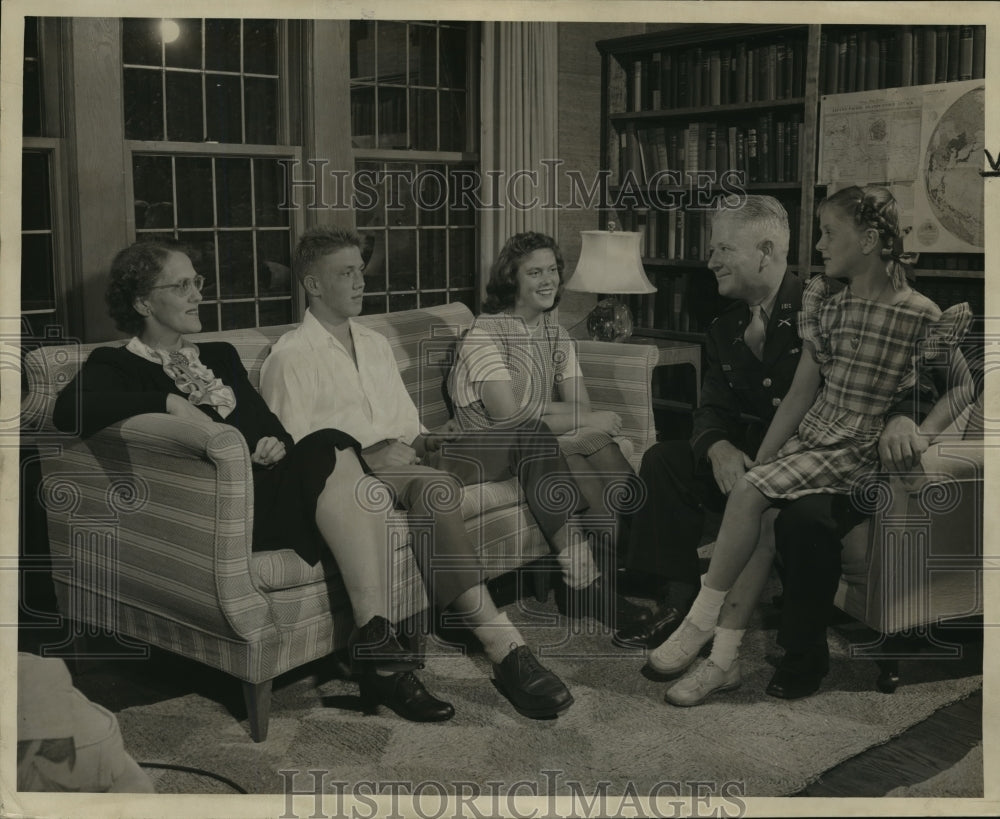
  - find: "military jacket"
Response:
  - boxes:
[690,269,804,462]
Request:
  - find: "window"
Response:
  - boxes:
[21,17,64,338]
[349,21,479,314]
[122,18,298,330]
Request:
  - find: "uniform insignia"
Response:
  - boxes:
[778,318,792,327]
[781,302,792,310]
[722,364,732,371]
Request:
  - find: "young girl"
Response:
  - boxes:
[651,185,973,706]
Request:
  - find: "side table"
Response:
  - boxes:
[626,336,702,410]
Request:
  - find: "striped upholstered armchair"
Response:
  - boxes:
[21,302,659,741]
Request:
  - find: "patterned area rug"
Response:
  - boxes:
[115,595,983,797]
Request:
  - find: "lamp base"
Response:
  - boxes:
[586,296,634,342]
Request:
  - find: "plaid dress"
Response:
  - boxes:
[744,274,971,500]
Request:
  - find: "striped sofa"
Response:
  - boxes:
[21,302,659,741]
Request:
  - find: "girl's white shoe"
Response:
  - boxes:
[664,658,742,706]
[647,617,713,676]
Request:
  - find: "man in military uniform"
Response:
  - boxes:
[618,195,799,651]
[618,195,933,700]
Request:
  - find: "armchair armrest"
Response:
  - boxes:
[576,341,659,466]
[41,414,277,642]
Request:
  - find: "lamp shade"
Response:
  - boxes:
[564,230,656,294]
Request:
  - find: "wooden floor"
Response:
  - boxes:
[796,690,982,796]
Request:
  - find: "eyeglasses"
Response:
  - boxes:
[148,275,206,296]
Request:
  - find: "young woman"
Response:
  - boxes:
[651,185,974,706]
[53,240,455,722]
[447,231,650,628]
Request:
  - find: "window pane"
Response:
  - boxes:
[124,68,164,140]
[439,90,466,152]
[178,231,217,298]
[253,158,290,227]
[243,20,278,75]
[360,229,387,291]
[175,156,214,227]
[416,164,447,226]
[164,18,202,69]
[21,234,55,312]
[217,231,255,298]
[377,22,407,83]
[351,86,376,149]
[378,86,407,149]
[419,229,447,289]
[21,151,51,231]
[389,292,418,312]
[451,289,476,313]
[133,155,174,229]
[258,299,293,326]
[198,306,220,332]
[448,164,478,226]
[439,26,468,88]
[215,157,252,227]
[351,21,376,80]
[205,19,240,73]
[410,89,436,151]
[220,301,257,330]
[385,162,416,227]
[206,74,242,143]
[410,24,437,86]
[244,76,277,144]
[387,228,417,292]
[256,230,292,297]
[355,161,385,228]
[449,228,476,288]
[378,86,407,148]
[122,18,161,66]
[165,71,203,142]
[420,290,447,308]
[362,294,387,315]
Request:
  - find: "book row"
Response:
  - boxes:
[627,36,808,112]
[616,199,805,265]
[620,113,804,186]
[818,25,986,96]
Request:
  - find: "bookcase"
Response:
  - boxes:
[596,23,986,352]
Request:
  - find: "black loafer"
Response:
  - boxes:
[360,671,455,722]
[765,659,828,700]
[613,604,684,649]
[349,615,423,674]
[492,645,574,718]
[560,576,652,630]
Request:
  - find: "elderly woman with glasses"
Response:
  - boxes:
[52,239,457,723]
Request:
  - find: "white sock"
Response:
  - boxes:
[555,539,600,590]
[686,582,728,631]
[472,612,526,665]
[708,627,746,670]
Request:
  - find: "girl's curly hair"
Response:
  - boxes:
[483,232,565,314]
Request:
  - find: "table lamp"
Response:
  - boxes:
[563,223,657,342]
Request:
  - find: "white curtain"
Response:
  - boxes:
[479,22,559,295]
